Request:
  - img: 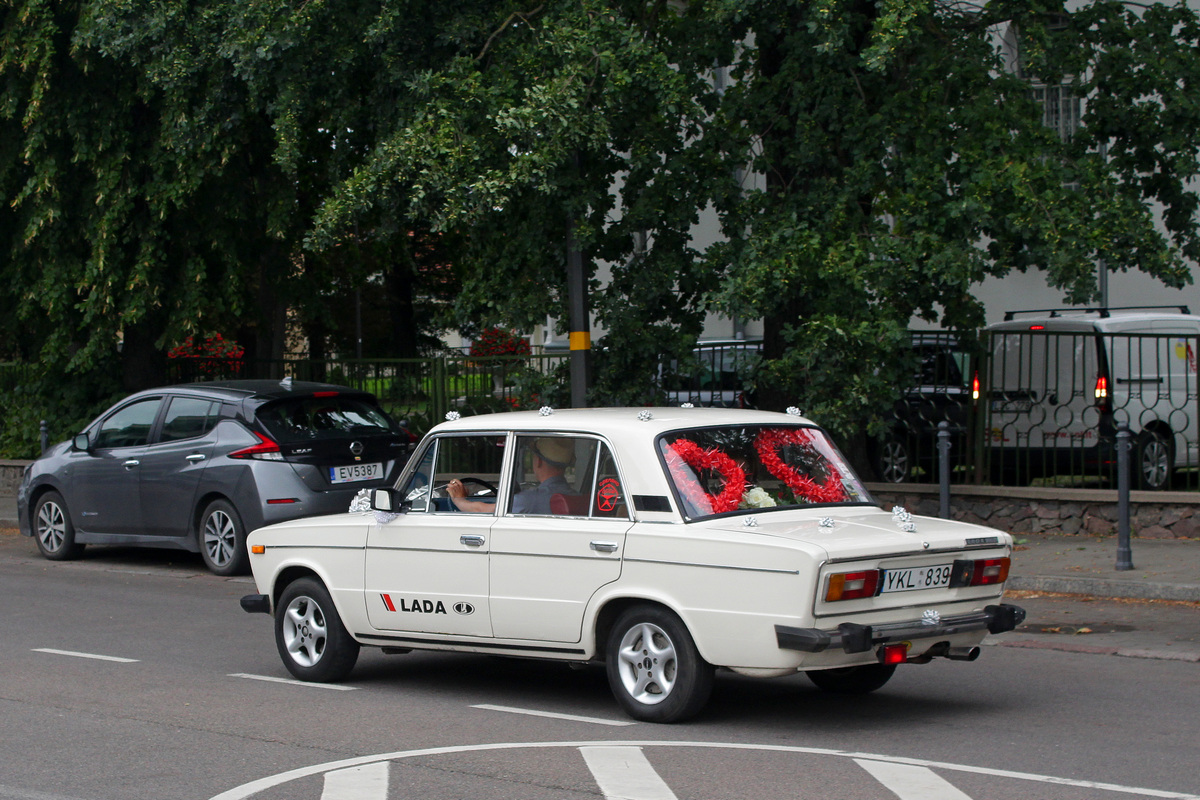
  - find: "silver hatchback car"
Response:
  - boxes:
[17,379,414,575]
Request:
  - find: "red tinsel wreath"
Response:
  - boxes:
[665,439,746,515]
[754,428,846,504]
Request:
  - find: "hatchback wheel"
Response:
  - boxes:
[33,491,84,561]
[199,499,249,576]
[275,577,359,682]
[606,605,714,723]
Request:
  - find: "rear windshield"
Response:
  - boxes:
[256,396,402,443]
[658,424,872,520]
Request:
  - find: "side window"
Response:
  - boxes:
[401,435,505,514]
[592,445,628,518]
[509,436,625,518]
[159,397,219,443]
[93,398,163,449]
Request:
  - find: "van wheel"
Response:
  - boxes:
[1135,431,1173,490]
[875,437,911,483]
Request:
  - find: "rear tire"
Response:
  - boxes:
[605,605,714,723]
[874,436,911,483]
[198,498,249,576]
[806,663,897,694]
[1135,430,1173,490]
[33,490,84,561]
[275,577,360,682]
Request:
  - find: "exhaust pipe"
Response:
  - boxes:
[945,646,981,661]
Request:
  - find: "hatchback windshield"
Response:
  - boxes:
[658,425,872,519]
[256,396,402,443]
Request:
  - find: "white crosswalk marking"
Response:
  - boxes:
[856,759,973,800]
[321,762,389,800]
[581,746,679,800]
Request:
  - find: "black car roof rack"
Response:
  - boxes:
[1002,305,1191,322]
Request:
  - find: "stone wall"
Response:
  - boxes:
[867,483,1200,540]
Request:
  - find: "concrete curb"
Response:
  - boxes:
[992,638,1200,663]
[1008,575,1200,603]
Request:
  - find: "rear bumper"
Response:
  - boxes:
[776,603,1026,654]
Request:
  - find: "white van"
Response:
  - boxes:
[985,306,1200,489]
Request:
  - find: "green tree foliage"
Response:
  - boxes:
[3,0,1199,457]
[705,0,1200,434]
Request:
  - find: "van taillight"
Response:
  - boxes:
[1094,375,1111,411]
[972,372,980,402]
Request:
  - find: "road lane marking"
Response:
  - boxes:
[209,741,1200,800]
[32,648,138,663]
[856,759,973,800]
[581,746,678,800]
[472,704,635,726]
[321,763,388,800]
[229,673,357,691]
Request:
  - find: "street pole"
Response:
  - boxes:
[1116,424,1134,571]
[567,220,590,408]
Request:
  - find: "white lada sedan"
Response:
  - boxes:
[241,407,1024,723]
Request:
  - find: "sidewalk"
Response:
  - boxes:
[4,492,1197,601]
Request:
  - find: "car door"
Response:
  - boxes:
[138,395,222,537]
[68,396,165,536]
[488,435,632,642]
[364,434,506,637]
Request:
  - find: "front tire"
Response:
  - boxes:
[33,490,84,561]
[198,498,249,576]
[274,577,359,682]
[806,663,897,694]
[605,605,714,723]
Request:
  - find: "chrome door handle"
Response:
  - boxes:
[590,541,619,553]
[460,535,486,547]
[186,454,207,463]
[123,459,140,469]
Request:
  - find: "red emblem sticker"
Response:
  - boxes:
[597,478,621,512]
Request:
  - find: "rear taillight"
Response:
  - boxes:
[229,431,284,461]
[972,371,980,402]
[1095,375,1111,412]
[878,642,909,665]
[825,570,881,602]
[950,557,1011,587]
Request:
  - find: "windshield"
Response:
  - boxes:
[658,424,872,519]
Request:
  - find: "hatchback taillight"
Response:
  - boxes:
[229,431,284,461]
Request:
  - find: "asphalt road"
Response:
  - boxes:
[3,527,1199,800]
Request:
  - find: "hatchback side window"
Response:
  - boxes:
[92,398,163,449]
[159,397,219,443]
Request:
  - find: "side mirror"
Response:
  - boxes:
[371,487,401,513]
[73,433,91,452]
